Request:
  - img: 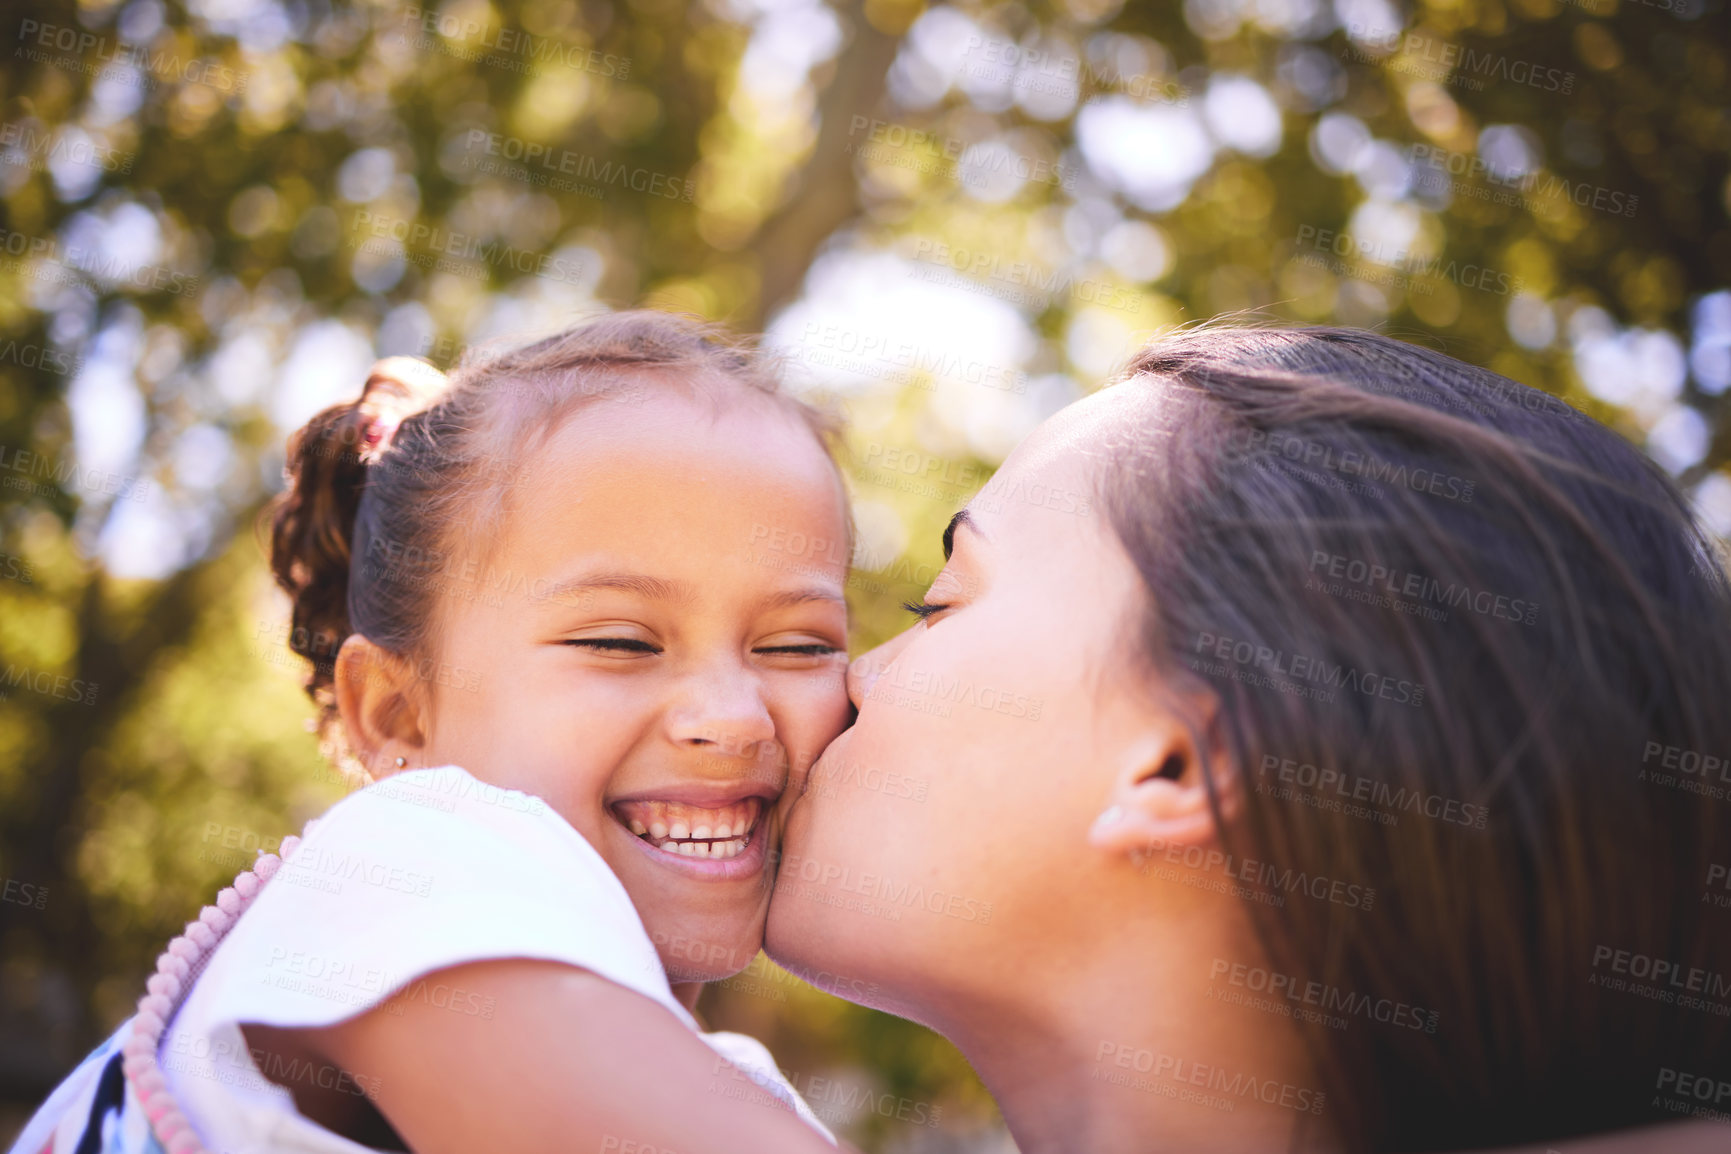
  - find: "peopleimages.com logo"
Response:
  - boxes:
[1307,550,1538,626]
[1257,754,1489,830]
[1193,630,1427,709]
[15,18,249,93]
[1341,26,1574,95]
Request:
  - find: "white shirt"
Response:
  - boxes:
[154,766,831,1152]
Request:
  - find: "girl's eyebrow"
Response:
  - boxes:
[763,586,846,610]
[533,574,843,611]
[537,572,696,606]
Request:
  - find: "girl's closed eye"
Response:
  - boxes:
[903,600,951,622]
[564,637,662,654]
[754,635,845,664]
[560,625,664,657]
[557,633,842,660]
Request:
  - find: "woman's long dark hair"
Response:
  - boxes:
[1100,326,1730,1151]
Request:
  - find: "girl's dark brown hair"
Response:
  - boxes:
[268,310,840,762]
[1099,326,1730,1151]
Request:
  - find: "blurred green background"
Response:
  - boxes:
[0,0,1727,1147]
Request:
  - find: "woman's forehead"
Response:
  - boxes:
[991,383,1164,488]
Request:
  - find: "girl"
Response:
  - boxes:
[12,312,862,1154]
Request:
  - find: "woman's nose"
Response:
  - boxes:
[846,625,918,710]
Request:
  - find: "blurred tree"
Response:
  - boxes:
[0,0,1726,1145]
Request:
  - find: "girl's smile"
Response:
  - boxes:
[613,787,775,877]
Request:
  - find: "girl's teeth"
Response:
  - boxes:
[616,799,764,860]
[652,835,751,860]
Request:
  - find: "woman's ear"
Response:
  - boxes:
[334,635,430,776]
[1088,710,1240,860]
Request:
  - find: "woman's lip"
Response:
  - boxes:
[616,817,771,881]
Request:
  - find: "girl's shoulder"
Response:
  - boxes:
[312,763,565,854]
[183,764,681,1031]
[154,766,686,1153]
[12,770,831,1154]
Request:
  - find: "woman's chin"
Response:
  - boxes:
[764,792,846,980]
[766,732,922,1008]
[761,887,799,970]
[764,801,812,961]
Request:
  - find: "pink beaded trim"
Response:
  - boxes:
[121,829,309,1154]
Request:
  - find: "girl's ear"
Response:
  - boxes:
[1087,709,1240,860]
[334,635,430,776]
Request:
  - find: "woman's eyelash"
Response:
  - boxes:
[903,601,949,620]
[563,638,661,654]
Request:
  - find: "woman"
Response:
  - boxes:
[766,326,1731,1153]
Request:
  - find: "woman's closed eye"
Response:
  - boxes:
[903,600,951,622]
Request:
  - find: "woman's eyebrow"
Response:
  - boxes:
[942,509,984,560]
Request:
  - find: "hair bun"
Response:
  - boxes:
[266,358,449,738]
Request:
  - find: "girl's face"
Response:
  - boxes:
[765,387,1162,1022]
[398,380,852,982]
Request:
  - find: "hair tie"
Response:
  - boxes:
[354,357,450,465]
[357,411,405,465]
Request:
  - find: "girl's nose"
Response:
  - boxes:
[665,666,778,763]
